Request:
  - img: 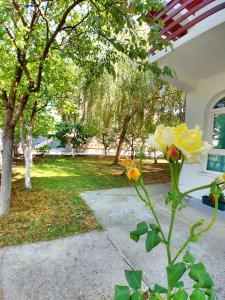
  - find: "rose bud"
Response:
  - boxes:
[166,145,180,162]
[127,167,141,182]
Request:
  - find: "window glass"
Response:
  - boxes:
[207,154,225,172]
[213,97,225,109]
[211,113,225,149]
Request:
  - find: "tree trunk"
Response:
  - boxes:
[0,129,3,168]
[0,125,15,216]
[153,148,158,164]
[25,127,33,189]
[104,147,107,157]
[20,116,33,190]
[114,114,132,164]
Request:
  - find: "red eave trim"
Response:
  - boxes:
[149,1,225,54]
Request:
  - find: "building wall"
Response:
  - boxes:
[179,71,225,198]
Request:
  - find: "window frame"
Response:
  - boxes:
[204,103,225,174]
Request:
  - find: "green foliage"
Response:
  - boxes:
[183,251,195,264]
[37,145,51,155]
[172,289,188,300]
[188,263,214,289]
[153,284,167,294]
[145,230,162,252]
[125,270,142,290]
[190,288,205,300]
[84,60,185,159]
[115,160,218,299]
[131,291,144,300]
[55,121,93,148]
[167,263,186,288]
[114,286,130,300]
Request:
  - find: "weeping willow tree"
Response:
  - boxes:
[82,59,185,162]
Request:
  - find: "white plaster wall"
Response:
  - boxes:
[179,72,225,198]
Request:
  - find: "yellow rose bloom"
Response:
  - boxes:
[149,123,212,164]
[127,167,141,182]
[148,124,175,153]
[173,124,212,163]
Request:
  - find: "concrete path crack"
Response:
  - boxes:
[105,231,152,291]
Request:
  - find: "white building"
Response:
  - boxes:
[150,1,225,206]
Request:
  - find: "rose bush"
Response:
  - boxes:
[114,124,223,300]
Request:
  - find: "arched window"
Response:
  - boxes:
[207,97,225,172]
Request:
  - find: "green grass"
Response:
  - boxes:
[0,156,170,248]
[0,156,131,248]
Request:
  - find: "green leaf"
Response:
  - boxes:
[165,191,180,206]
[153,284,167,293]
[114,285,130,300]
[163,66,173,77]
[130,221,148,242]
[149,223,160,232]
[205,289,215,300]
[174,281,184,288]
[145,231,162,252]
[189,263,214,289]
[149,295,164,300]
[183,251,195,264]
[150,62,161,77]
[167,263,186,288]
[165,192,173,205]
[149,295,157,300]
[131,291,144,300]
[130,230,140,242]
[125,270,142,290]
[173,289,188,300]
[190,288,205,300]
[137,221,148,235]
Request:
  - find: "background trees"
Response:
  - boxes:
[83,60,185,163]
[0,0,166,215]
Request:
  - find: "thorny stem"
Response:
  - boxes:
[172,198,219,264]
[134,180,167,244]
[132,159,220,300]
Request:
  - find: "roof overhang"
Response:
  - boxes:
[153,21,225,91]
[149,0,225,91]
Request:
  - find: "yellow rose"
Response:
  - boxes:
[127,167,141,182]
[149,123,212,164]
[173,124,212,163]
[148,124,176,153]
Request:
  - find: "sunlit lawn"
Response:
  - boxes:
[0,156,170,248]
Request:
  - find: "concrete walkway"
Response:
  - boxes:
[0,184,224,299]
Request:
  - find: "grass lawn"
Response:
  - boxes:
[0,156,170,248]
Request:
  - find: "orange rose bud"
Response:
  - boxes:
[166,145,180,162]
[127,167,141,182]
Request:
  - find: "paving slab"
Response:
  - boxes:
[82,184,225,299]
[0,231,130,300]
[0,183,224,300]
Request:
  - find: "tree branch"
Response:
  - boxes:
[61,12,90,31]
[31,0,85,93]
[12,0,29,27]
[0,90,8,106]
[9,92,30,127]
